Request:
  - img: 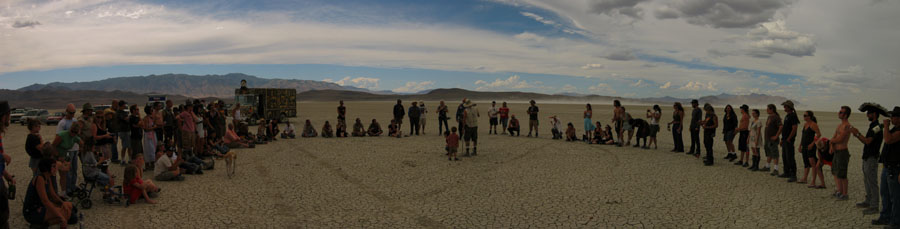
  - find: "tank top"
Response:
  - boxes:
[650,110,659,125]
[800,124,816,150]
[95,123,114,145]
[883,127,900,166]
[672,111,680,124]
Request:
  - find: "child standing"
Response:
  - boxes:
[447,127,460,161]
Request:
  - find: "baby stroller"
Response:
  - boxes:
[71,160,128,209]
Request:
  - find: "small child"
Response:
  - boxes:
[447,127,460,161]
[444,130,451,156]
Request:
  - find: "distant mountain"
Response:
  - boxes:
[18,73,374,98]
[0,87,198,109]
[298,88,797,107]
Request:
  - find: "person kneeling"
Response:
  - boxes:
[154,148,185,181]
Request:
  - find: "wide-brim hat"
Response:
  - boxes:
[888,106,900,118]
[82,103,94,112]
[464,100,475,107]
[859,102,889,117]
[781,100,795,110]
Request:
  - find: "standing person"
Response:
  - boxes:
[735,105,751,166]
[462,100,480,156]
[56,104,76,134]
[163,100,176,149]
[688,100,702,156]
[419,101,427,135]
[762,104,782,174]
[26,119,45,175]
[0,101,17,227]
[873,106,900,227]
[231,103,243,128]
[584,104,595,141]
[108,100,121,164]
[748,109,763,171]
[669,102,685,153]
[446,127,460,161]
[337,100,347,124]
[700,104,718,166]
[141,106,158,170]
[408,101,420,136]
[488,101,499,135]
[780,101,800,182]
[393,100,405,132]
[115,101,131,164]
[613,100,624,146]
[622,107,634,147]
[437,101,449,135]
[527,100,539,138]
[499,102,510,135]
[798,111,822,184]
[722,105,738,162]
[853,103,886,214]
[128,105,143,163]
[456,99,466,137]
[177,102,196,154]
[52,120,83,197]
[830,106,853,200]
[647,105,661,149]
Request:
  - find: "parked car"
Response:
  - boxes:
[9,108,27,124]
[45,112,65,126]
[20,109,50,125]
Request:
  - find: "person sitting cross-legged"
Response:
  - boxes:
[301,120,318,138]
[368,119,383,136]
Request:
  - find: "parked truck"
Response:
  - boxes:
[234,87,297,125]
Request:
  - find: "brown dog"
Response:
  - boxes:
[224,151,237,178]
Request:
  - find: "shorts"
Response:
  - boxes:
[489,117,498,126]
[832,149,850,179]
[738,131,749,152]
[723,130,736,142]
[764,140,779,158]
[448,147,458,154]
[500,117,508,127]
[623,122,633,131]
[155,171,180,181]
[801,147,817,168]
[394,116,403,124]
[118,131,131,148]
[464,127,478,141]
[529,120,539,126]
[181,130,196,150]
[29,157,40,170]
[649,125,659,137]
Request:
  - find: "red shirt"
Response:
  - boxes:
[499,107,510,118]
[124,178,143,204]
[446,133,459,148]
[178,111,196,132]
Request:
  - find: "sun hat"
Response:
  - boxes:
[859,102,888,117]
[781,100,795,110]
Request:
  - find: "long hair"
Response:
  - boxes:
[653,105,661,112]
[806,110,818,123]
[586,103,592,111]
[767,104,779,116]
[674,102,684,112]
[124,165,138,185]
[613,100,621,107]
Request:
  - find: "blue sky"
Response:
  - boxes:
[1,0,898,109]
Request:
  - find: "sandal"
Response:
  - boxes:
[807,184,817,188]
[797,180,807,184]
[816,185,826,189]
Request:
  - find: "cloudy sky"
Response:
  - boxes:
[1,0,898,109]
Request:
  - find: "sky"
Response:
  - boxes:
[1,0,898,110]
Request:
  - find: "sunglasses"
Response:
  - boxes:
[803,114,809,117]
[66,111,75,115]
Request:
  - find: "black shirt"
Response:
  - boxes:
[393,104,405,118]
[864,121,884,160]
[528,106,539,120]
[116,110,129,133]
[130,115,142,140]
[690,107,702,129]
[882,126,900,166]
[338,106,346,119]
[438,106,448,119]
[26,134,42,159]
[408,106,420,119]
[723,112,737,132]
[782,112,799,142]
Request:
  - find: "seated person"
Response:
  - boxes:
[267,120,280,141]
[154,148,185,181]
[388,119,402,138]
[129,154,160,195]
[352,118,366,137]
[205,135,228,158]
[336,120,348,138]
[367,119,383,136]
[592,121,604,144]
[24,158,76,226]
[507,115,521,136]
[123,164,158,205]
[550,116,563,140]
[256,119,270,142]
[630,118,650,148]
[322,121,334,138]
[281,121,296,139]
[301,120,318,138]
[565,122,577,141]
[225,124,251,148]
[81,151,114,196]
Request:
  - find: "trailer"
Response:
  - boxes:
[234,88,297,124]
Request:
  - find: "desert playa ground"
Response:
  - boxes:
[1,101,880,228]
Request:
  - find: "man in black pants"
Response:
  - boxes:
[408,101,420,136]
[393,99,405,132]
[780,100,800,182]
[688,100,702,156]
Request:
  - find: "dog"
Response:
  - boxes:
[224,151,237,178]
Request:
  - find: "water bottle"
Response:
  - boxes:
[7,176,15,200]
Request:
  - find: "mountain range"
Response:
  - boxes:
[14,73,797,109]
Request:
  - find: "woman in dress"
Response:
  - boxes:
[141,105,158,169]
[798,111,822,185]
[584,104,595,141]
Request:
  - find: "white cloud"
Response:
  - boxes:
[745,20,816,58]
[474,75,544,91]
[581,63,605,69]
[520,12,556,25]
[659,81,671,89]
[589,83,616,94]
[678,81,718,91]
[630,79,646,87]
[393,81,435,93]
[561,84,577,92]
[324,77,380,90]
[655,0,796,28]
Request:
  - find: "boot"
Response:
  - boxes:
[748,156,760,171]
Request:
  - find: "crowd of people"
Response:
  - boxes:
[0,96,897,227]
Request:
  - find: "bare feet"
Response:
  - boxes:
[147,199,158,204]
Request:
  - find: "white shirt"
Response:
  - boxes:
[650,110,659,125]
[233,110,243,121]
[488,106,499,118]
[155,155,173,176]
